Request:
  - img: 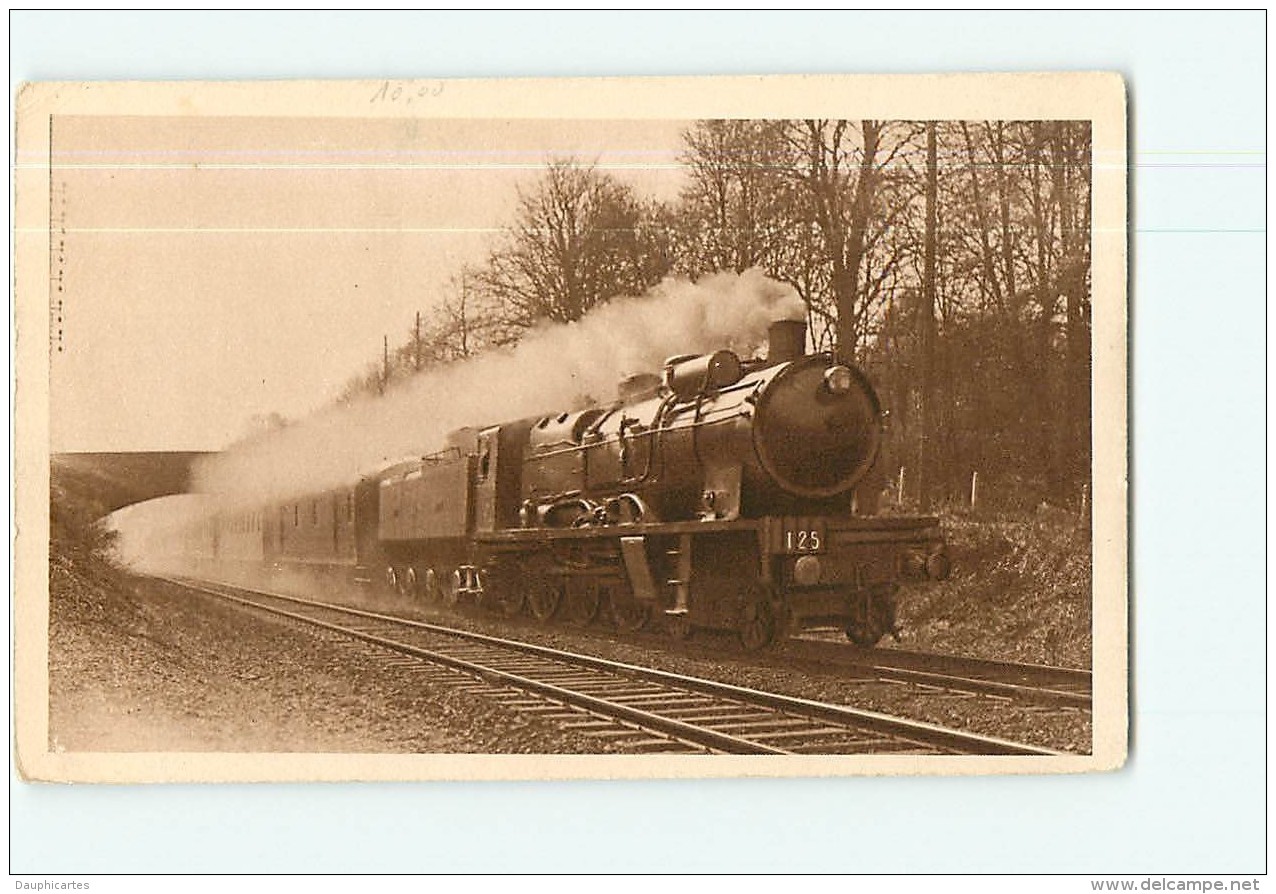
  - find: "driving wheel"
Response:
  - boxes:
[526,575,563,622]
[565,580,603,626]
[609,591,650,632]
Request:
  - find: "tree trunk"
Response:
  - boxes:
[1058,123,1091,502]
[833,120,881,363]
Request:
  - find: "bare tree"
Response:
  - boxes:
[675,119,794,275]
[427,270,519,361]
[475,158,670,328]
[332,121,1094,512]
[781,120,875,361]
[779,120,927,361]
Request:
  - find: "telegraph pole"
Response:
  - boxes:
[413,311,423,371]
[381,334,389,393]
[917,122,938,511]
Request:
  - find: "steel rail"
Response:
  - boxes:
[853,663,1089,708]
[783,638,1092,708]
[858,647,1092,693]
[161,575,1062,757]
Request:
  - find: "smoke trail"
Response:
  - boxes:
[193,269,805,506]
[105,493,213,572]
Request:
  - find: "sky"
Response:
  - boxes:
[46,115,690,452]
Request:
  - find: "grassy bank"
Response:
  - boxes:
[893,508,1094,668]
[48,462,144,634]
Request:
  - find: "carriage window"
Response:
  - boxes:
[477,438,492,482]
[293,505,298,527]
[312,501,319,525]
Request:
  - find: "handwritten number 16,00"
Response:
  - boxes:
[370,81,445,105]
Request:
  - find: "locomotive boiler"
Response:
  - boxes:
[182,319,949,650]
[519,319,883,525]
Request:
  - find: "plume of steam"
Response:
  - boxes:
[193,269,805,506]
[105,494,213,572]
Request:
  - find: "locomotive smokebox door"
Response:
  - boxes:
[752,357,883,499]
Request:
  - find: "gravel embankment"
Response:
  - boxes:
[49,572,615,754]
[58,562,1088,755]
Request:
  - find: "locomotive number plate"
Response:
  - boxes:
[774,518,827,554]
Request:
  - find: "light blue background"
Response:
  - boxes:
[10,11,1266,874]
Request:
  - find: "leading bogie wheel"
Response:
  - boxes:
[738,599,776,651]
[843,615,883,647]
[665,614,693,642]
[843,591,890,647]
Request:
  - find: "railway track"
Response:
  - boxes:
[158,576,1061,757]
[786,635,1092,709]
[387,585,1090,712]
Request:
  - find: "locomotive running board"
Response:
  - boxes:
[619,536,660,603]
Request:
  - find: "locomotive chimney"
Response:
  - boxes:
[767,319,807,364]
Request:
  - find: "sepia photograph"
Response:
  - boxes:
[15,73,1127,781]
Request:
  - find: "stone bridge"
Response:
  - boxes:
[51,451,218,516]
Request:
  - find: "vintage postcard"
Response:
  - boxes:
[13,73,1127,782]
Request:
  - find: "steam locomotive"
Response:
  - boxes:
[179,320,949,649]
